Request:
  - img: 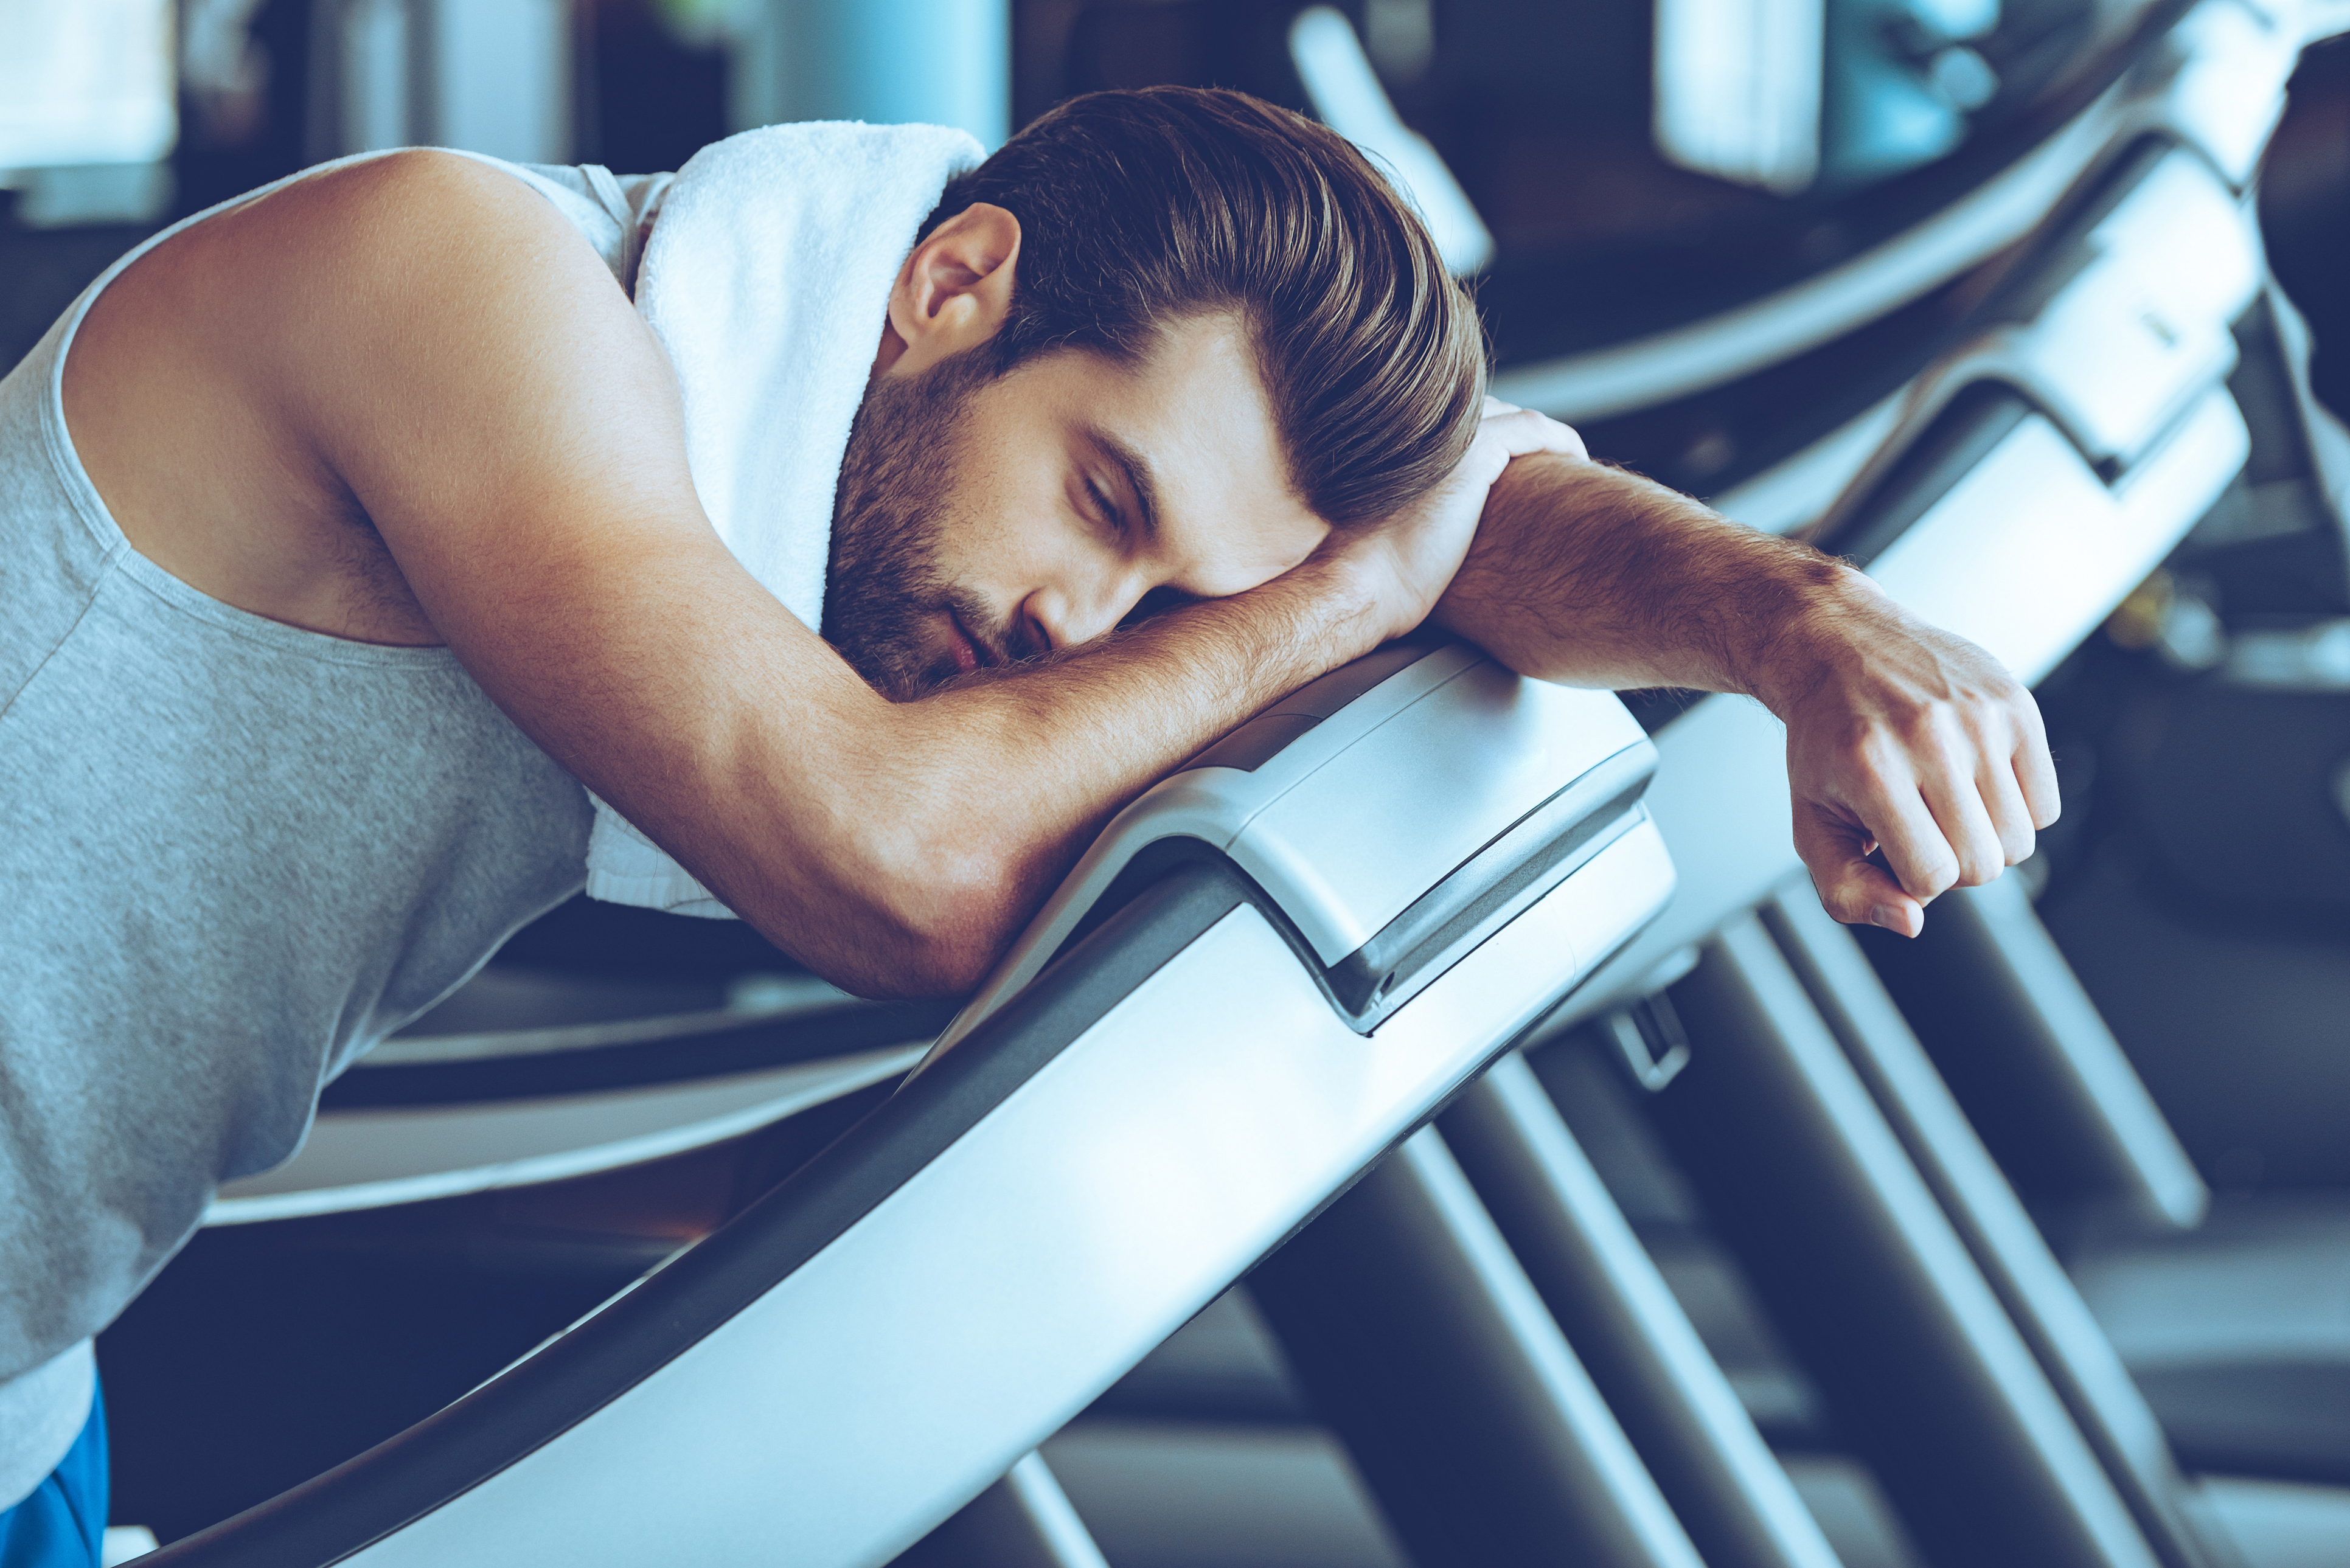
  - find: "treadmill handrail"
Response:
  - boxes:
[1484,0,2295,422]
[1810,140,2259,553]
[938,644,1653,1049]
[150,864,1265,1568]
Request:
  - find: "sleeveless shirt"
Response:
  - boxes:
[0,153,668,1505]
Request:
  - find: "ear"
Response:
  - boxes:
[881,202,1021,379]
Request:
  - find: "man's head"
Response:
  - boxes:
[822,86,1488,700]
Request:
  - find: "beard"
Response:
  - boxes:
[821,346,1003,702]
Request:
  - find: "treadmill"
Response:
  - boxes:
[1500,55,2348,1568]
[1206,105,2273,1568]
[1119,5,2338,1562]
[137,639,1677,1566]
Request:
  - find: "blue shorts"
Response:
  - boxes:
[0,1378,106,1568]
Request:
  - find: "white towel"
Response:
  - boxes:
[583,120,986,918]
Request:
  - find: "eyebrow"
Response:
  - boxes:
[1085,426,1161,546]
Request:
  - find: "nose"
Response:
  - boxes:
[1026,567,1152,654]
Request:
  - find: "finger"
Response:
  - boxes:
[1482,395,1522,416]
[2014,715,2062,830]
[1486,406,1588,461]
[1977,749,2038,866]
[1919,763,2009,887]
[1855,771,1964,904]
[1793,800,1925,935]
[1458,425,1517,486]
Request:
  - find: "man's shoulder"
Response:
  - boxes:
[224,149,606,299]
[176,150,648,421]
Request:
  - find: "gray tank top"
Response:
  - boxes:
[0,153,665,1504]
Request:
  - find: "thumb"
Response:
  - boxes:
[1793,800,1925,937]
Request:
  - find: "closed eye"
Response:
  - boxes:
[1079,426,1160,548]
[1086,476,1125,540]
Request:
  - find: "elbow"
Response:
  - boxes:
[895,841,1029,997]
[811,834,1025,1002]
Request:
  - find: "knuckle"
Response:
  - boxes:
[1808,874,1871,926]
[1848,730,1908,784]
[1909,853,1961,900]
[1955,836,2008,885]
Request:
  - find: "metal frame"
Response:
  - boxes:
[1649,915,2165,1568]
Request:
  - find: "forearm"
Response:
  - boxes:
[1433,444,2057,936]
[711,556,1387,995]
[1434,451,1866,710]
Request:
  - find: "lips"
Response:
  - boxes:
[945,609,989,675]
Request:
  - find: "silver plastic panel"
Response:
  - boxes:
[943,647,1648,1045]
[1873,388,2251,685]
[2000,151,2258,470]
[207,1048,920,1224]
[338,819,1674,1568]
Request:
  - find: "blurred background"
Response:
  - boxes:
[2,0,2343,467]
[7,2,2350,1565]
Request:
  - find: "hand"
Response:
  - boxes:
[1764,576,2060,937]
[1318,397,1588,644]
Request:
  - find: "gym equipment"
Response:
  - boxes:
[143,639,1676,1567]
[1555,120,2262,1044]
[1218,50,2315,1566]
[207,974,944,1224]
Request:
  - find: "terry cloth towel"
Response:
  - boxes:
[582,120,985,917]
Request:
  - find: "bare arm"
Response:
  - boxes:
[1437,448,1849,693]
[466,537,1392,999]
[1437,437,2060,935]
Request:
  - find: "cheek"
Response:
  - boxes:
[927,458,1089,592]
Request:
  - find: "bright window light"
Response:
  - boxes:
[1653,0,1826,193]
[0,0,177,171]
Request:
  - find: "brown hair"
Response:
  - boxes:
[926,86,1488,527]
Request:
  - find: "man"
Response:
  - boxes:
[0,88,2052,1559]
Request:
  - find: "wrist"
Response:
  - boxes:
[1734,558,1892,718]
[1282,541,1411,651]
